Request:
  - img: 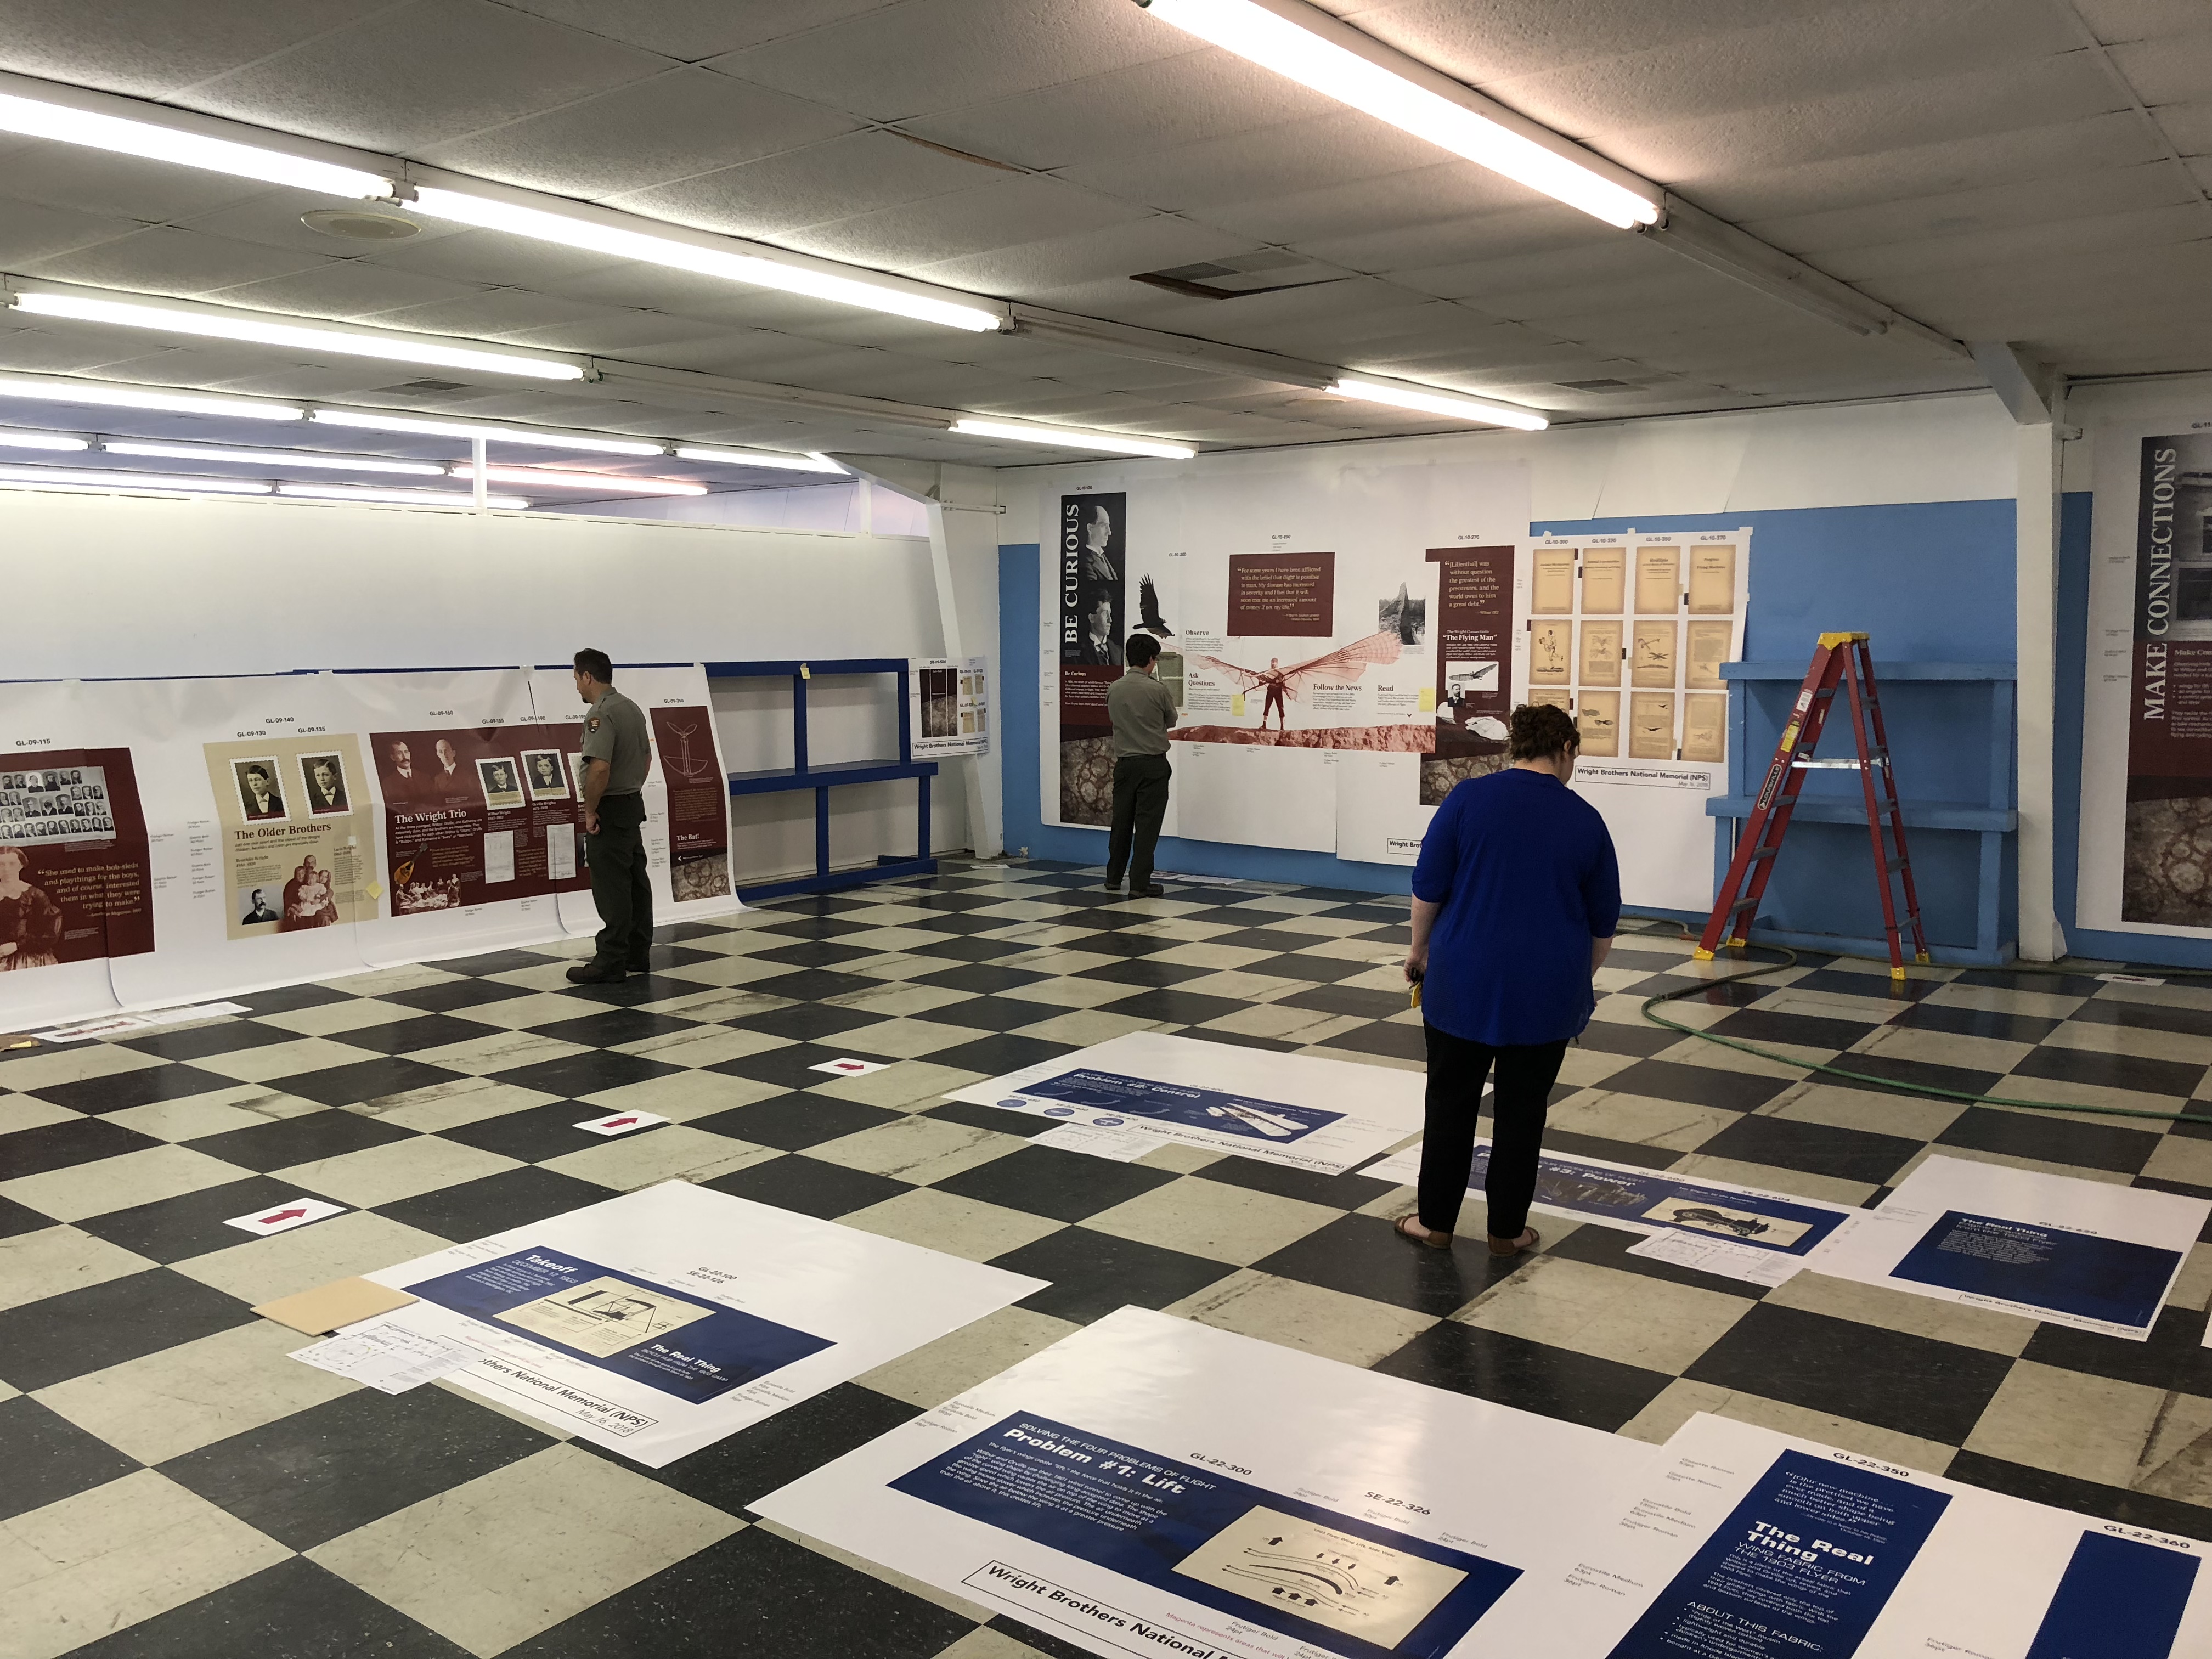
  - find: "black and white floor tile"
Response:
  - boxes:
[4,859,2210,1656]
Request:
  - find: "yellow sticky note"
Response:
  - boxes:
[1231,692,1246,716]
[1418,687,1437,713]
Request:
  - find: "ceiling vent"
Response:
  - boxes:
[1132,251,1348,300]
[371,379,470,394]
[300,207,421,241]
[1554,378,1640,392]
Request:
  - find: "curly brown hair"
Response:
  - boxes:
[1508,702,1580,761]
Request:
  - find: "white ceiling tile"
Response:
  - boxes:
[1748,160,2199,255]
[1056,111,1453,213]
[0,199,145,268]
[706,0,1185,122]
[2111,34,2212,109]
[2070,0,2212,44]
[2156,103,2212,155]
[0,0,390,99]
[777,175,1154,270]
[494,0,900,61]
[900,49,1338,172]
[0,139,278,222]
[416,67,860,199]
[18,224,338,294]
[353,290,621,341]
[913,217,1257,297]
[199,262,492,320]
[610,131,995,238]
[1821,200,2210,284]
[188,0,673,151]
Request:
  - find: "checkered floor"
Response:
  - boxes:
[5,859,2211,1658]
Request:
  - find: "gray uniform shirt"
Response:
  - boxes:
[1107,669,1179,758]
[580,686,651,794]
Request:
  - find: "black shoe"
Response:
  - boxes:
[625,960,652,974]
[1132,883,1166,898]
[566,961,626,984]
[1101,879,1124,893]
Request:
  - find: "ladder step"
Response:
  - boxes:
[1750,846,1779,862]
[1728,896,1760,913]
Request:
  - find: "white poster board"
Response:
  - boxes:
[912,655,990,758]
[756,1306,1652,1659]
[1477,1411,2212,1658]
[360,1181,1045,1467]
[945,1031,1425,1175]
[1805,1153,2209,1341]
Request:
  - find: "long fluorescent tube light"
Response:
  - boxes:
[672,445,847,475]
[0,464,270,493]
[12,291,585,381]
[0,373,302,420]
[1328,376,1548,431]
[408,187,1005,334]
[949,418,1197,460]
[1138,0,1660,229]
[105,441,445,476]
[0,89,391,199]
[307,410,663,457]
[0,428,89,451]
[276,482,529,509]
[451,465,706,496]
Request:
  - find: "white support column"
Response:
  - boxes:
[470,436,488,514]
[925,497,1003,858]
[2015,419,2063,961]
[1971,342,2067,963]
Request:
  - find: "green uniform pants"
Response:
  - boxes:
[585,791,653,968]
[1105,753,1171,890]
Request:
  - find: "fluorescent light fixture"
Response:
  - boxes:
[106,441,445,476]
[409,187,1005,333]
[451,465,706,496]
[1138,0,1660,229]
[12,291,584,381]
[672,445,847,475]
[0,428,88,452]
[0,464,270,493]
[0,88,391,199]
[307,409,662,457]
[1328,376,1548,431]
[276,482,529,509]
[0,373,302,420]
[949,417,1196,460]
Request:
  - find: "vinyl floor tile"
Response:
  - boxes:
[0,1269,257,1391]
[699,1153,915,1220]
[0,1395,141,1522]
[61,1556,472,1659]
[1371,1318,1674,1431]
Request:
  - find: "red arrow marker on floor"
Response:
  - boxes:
[601,1116,639,1128]
[258,1207,308,1224]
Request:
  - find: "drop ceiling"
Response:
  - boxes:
[0,0,2202,472]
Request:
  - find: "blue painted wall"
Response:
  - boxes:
[1002,499,2023,922]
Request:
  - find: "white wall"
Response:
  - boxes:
[0,486,963,885]
[998,390,2021,543]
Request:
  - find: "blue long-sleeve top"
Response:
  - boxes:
[1410,768,1622,1046]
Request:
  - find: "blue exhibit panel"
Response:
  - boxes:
[2025,1530,2199,1659]
[1610,1450,1950,1658]
[1889,1211,2182,1331]
[893,1411,1521,1659]
[407,1248,832,1404]
[1012,1069,1343,1143]
[1475,1146,1850,1256]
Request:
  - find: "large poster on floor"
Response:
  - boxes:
[363,1181,1045,1467]
[756,1307,1651,1659]
[2080,419,2212,936]
[1476,1412,2212,1657]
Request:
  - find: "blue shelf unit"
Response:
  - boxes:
[1706,660,2018,967]
[702,658,938,902]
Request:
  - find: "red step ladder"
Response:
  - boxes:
[1696,633,1931,979]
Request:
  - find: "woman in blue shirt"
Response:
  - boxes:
[1398,704,1620,1258]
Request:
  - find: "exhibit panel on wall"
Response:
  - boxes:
[912,656,990,757]
[2078,416,2212,938]
[1037,455,1532,863]
[756,1306,1652,1659]
[362,1180,1045,1468]
[1475,1412,2211,1658]
[0,680,150,1025]
[1521,528,1750,913]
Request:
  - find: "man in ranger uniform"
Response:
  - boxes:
[568,647,655,984]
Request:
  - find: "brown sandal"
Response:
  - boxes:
[1487,1227,1541,1259]
[1394,1215,1451,1250]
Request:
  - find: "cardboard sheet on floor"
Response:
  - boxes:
[945,1031,1424,1175]
[357,1180,1045,1467]
[754,1307,1653,1659]
[1805,1154,2208,1341]
[1475,1411,2212,1657]
[1363,1140,1856,1281]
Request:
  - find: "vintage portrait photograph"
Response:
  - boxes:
[233,757,286,822]
[297,753,351,816]
[521,749,570,802]
[476,757,526,812]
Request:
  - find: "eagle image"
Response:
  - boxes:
[1137,574,1173,637]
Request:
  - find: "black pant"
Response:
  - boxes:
[1417,1024,1568,1239]
[585,792,653,968]
[1105,753,1171,889]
